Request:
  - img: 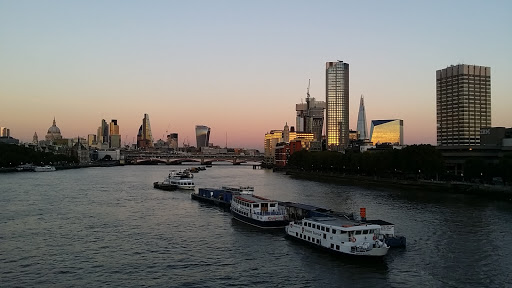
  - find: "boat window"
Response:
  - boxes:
[308,223,311,227]
[369,229,374,234]
[332,229,336,234]
[355,231,362,235]
[321,226,325,231]
[316,239,320,244]
[253,204,259,208]
[312,224,315,229]
[340,230,347,234]
[336,245,340,250]
[330,244,334,249]
[308,236,311,241]
[363,230,369,235]
[270,204,276,207]
[326,227,330,233]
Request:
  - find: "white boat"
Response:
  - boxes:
[33,165,56,172]
[166,172,195,190]
[285,217,389,257]
[230,194,288,228]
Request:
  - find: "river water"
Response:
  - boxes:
[1,164,511,287]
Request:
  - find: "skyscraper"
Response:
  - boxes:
[369,119,403,145]
[436,64,491,146]
[356,95,368,140]
[296,81,326,142]
[195,125,210,149]
[137,113,154,148]
[97,119,109,145]
[326,61,349,150]
[109,119,121,148]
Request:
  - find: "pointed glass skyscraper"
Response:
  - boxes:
[356,95,368,140]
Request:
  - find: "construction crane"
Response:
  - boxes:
[307,79,311,99]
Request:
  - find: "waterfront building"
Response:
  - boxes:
[296,83,326,142]
[88,134,96,146]
[168,133,178,150]
[356,95,368,140]
[195,125,210,149]
[264,123,314,165]
[45,118,63,142]
[1,127,10,137]
[369,119,403,145]
[436,64,491,146]
[326,61,349,151]
[137,113,154,149]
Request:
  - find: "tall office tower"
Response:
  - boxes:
[195,125,210,148]
[326,61,349,151]
[436,64,491,146]
[356,95,368,140]
[168,133,179,150]
[137,113,154,148]
[97,119,109,145]
[33,132,38,144]
[370,119,404,145]
[296,81,326,142]
[0,127,10,137]
[109,119,121,148]
[88,134,97,146]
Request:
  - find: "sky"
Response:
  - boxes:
[1,0,511,150]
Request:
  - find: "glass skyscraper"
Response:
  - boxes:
[326,61,349,151]
[195,125,210,149]
[436,64,491,146]
[369,119,403,145]
[356,95,368,140]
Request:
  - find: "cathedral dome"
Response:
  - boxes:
[48,125,61,134]
[45,118,63,141]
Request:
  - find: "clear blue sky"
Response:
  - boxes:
[1,0,511,149]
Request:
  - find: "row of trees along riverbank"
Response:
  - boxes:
[286,144,512,185]
[0,143,78,167]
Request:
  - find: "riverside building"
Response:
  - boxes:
[369,119,404,146]
[137,113,154,149]
[436,64,491,146]
[326,61,349,151]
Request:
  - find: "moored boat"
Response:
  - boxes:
[33,165,56,172]
[285,217,389,257]
[230,194,288,228]
[191,186,254,208]
[153,175,178,191]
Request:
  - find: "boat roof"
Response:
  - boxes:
[235,194,276,203]
[304,217,382,230]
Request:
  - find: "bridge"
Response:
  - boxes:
[133,157,251,165]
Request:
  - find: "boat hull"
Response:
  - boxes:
[153,182,178,191]
[191,193,231,209]
[231,211,289,229]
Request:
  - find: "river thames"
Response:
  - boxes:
[1,164,511,287]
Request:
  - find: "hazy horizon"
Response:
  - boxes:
[1,1,511,150]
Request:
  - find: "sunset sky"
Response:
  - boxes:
[1,1,511,150]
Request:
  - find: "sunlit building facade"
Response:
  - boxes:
[137,113,153,148]
[0,127,10,137]
[109,119,121,148]
[264,123,314,164]
[195,125,210,148]
[326,61,349,151]
[168,133,179,150]
[436,64,491,146]
[369,119,403,145]
[296,94,326,142]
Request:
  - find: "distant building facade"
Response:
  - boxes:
[195,125,210,149]
[109,119,121,148]
[137,114,153,149]
[326,61,349,151]
[264,123,314,165]
[168,133,178,150]
[296,85,326,142]
[436,64,491,146]
[1,127,10,137]
[369,119,403,145]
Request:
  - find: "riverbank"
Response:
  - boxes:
[286,170,512,201]
[0,161,122,173]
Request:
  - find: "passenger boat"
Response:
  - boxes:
[281,202,406,248]
[191,186,254,208]
[285,217,389,257]
[33,165,56,172]
[230,194,288,228]
[170,177,195,190]
[153,175,178,191]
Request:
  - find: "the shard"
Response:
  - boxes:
[356,95,368,140]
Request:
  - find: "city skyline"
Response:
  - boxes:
[1,1,511,150]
